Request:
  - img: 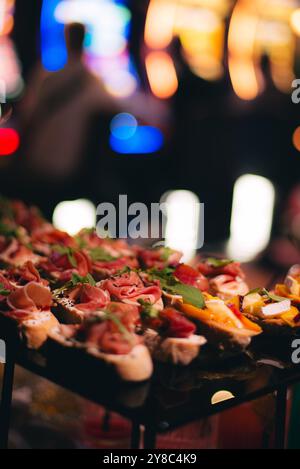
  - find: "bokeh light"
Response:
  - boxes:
[110,113,137,140]
[290,8,300,36]
[41,0,137,97]
[0,128,20,155]
[145,51,178,99]
[110,126,163,154]
[163,190,200,262]
[53,199,96,235]
[292,126,300,152]
[228,174,275,262]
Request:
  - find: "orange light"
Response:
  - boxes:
[144,0,176,49]
[292,127,300,152]
[290,8,300,36]
[228,0,260,101]
[145,51,178,99]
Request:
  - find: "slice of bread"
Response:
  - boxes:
[143,329,207,365]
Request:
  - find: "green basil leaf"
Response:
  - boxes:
[206,257,233,268]
[71,272,96,286]
[0,283,10,296]
[246,287,287,303]
[89,247,117,262]
[138,299,159,319]
[246,287,262,296]
[160,247,173,262]
[168,283,205,309]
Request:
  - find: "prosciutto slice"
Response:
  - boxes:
[32,227,75,255]
[0,272,13,302]
[174,264,209,292]
[8,260,48,286]
[0,238,42,266]
[137,247,182,269]
[66,284,110,313]
[77,303,141,354]
[102,271,162,307]
[7,281,52,312]
[197,260,245,279]
[209,274,249,300]
[40,249,91,283]
[92,256,138,279]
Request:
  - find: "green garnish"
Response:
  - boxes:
[160,247,173,262]
[89,247,118,262]
[148,267,205,309]
[206,257,233,268]
[246,287,287,303]
[0,283,10,296]
[138,299,159,319]
[71,273,96,287]
[53,273,96,297]
[0,222,17,238]
[88,311,133,343]
[52,245,77,267]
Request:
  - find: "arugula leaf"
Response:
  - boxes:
[246,287,287,303]
[0,283,10,296]
[52,245,77,267]
[148,267,205,308]
[206,257,233,268]
[160,247,173,262]
[0,222,17,238]
[89,247,117,262]
[246,287,262,295]
[53,273,96,298]
[71,273,96,287]
[169,283,204,308]
[138,299,159,319]
[88,311,133,342]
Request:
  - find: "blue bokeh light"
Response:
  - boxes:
[110,126,164,154]
[41,0,67,71]
[110,113,138,140]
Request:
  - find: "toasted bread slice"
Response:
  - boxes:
[48,327,153,382]
[143,329,207,365]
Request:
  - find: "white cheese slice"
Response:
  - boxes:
[261,299,291,317]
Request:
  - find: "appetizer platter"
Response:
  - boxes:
[0,197,299,385]
[1,197,300,449]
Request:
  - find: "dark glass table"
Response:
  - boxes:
[0,326,298,450]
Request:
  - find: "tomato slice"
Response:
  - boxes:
[160,307,196,338]
[174,264,209,291]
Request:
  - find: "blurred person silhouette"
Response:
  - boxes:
[17,21,170,219]
[19,22,120,218]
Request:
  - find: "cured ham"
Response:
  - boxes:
[7,281,52,312]
[0,238,43,266]
[39,248,91,283]
[3,281,58,349]
[174,264,209,292]
[209,274,249,300]
[196,259,245,278]
[137,246,182,269]
[102,271,162,308]
[7,260,48,287]
[91,256,138,280]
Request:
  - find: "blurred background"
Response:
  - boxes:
[1,0,300,263]
[1,0,300,449]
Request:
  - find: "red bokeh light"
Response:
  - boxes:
[0,128,20,156]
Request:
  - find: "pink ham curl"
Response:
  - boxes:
[102,271,162,306]
[209,274,249,299]
[7,281,52,312]
[67,284,110,313]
